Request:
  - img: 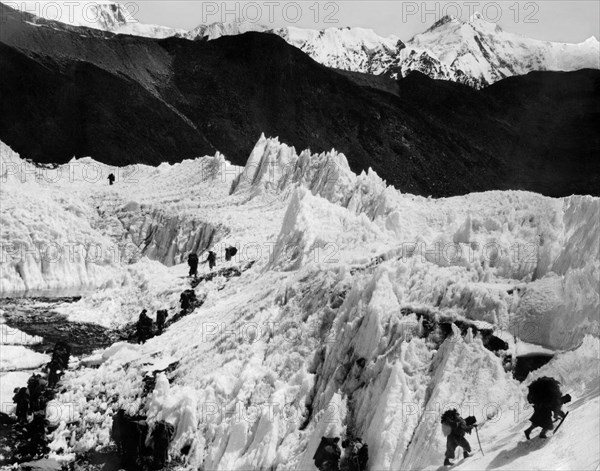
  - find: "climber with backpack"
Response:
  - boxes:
[524,376,569,439]
[340,436,369,471]
[441,409,477,466]
[188,252,199,277]
[313,436,341,471]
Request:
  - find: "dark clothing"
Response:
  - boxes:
[111,409,149,467]
[13,387,29,422]
[445,433,472,460]
[188,253,199,277]
[441,410,474,462]
[530,405,554,430]
[137,311,153,343]
[341,439,368,471]
[27,374,47,413]
[314,437,341,471]
[151,421,175,468]
[180,290,197,312]
[207,251,217,270]
[108,173,115,185]
[225,246,238,261]
[156,310,168,333]
[526,376,565,436]
[47,361,60,389]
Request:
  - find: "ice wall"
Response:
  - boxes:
[0,143,119,293]
[0,141,234,293]
[116,206,227,266]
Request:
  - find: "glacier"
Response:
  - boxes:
[2,134,597,469]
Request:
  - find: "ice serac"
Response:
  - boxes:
[230,135,392,218]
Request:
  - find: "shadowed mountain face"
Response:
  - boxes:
[0,4,598,197]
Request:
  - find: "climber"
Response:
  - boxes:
[151,420,175,468]
[136,309,154,343]
[51,341,71,371]
[441,409,476,466]
[341,436,369,471]
[26,412,49,457]
[206,250,217,270]
[111,409,149,467]
[27,373,47,413]
[187,252,199,277]
[108,173,115,185]
[46,359,61,389]
[180,289,197,312]
[13,387,30,422]
[313,436,341,471]
[524,376,567,439]
[225,246,238,262]
[156,309,168,333]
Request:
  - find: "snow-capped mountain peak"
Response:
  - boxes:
[400,11,599,87]
[7,1,186,38]
[6,1,598,88]
[185,20,269,41]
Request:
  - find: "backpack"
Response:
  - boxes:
[528,377,562,410]
[441,409,463,428]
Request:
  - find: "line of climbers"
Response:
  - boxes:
[313,376,571,469]
[10,342,71,459]
[111,409,175,470]
[134,289,203,344]
[313,435,369,471]
[440,375,570,466]
[187,246,238,278]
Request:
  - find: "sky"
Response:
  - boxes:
[128,0,600,42]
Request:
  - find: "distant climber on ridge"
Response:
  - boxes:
[524,376,568,439]
[187,252,199,277]
[441,409,477,466]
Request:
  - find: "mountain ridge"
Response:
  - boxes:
[4,1,598,88]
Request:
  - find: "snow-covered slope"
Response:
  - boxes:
[270,26,405,75]
[6,134,595,469]
[185,20,269,41]
[10,1,185,38]
[395,13,600,87]
[186,15,599,88]
[185,22,405,75]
